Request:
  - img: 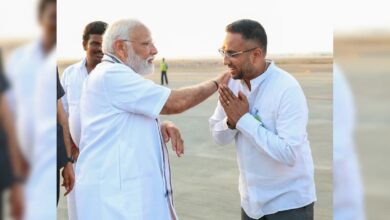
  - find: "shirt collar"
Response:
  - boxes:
[243,59,274,91]
[77,57,86,69]
[102,53,126,65]
[77,57,89,75]
[33,39,46,60]
[102,53,141,74]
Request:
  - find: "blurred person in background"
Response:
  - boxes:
[24,48,56,219]
[5,0,56,169]
[0,49,25,220]
[60,20,108,219]
[4,0,56,219]
[333,64,365,220]
[209,19,316,220]
[160,57,169,85]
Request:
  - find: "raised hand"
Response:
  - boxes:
[216,71,232,87]
[219,85,249,128]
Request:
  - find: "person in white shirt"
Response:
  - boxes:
[60,20,108,220]
[74,19,230,220]
[333,64,365,220]
[61,21,107,150]
[25,47,57,220]
[209,19,316,220]
[5,0,56,167]
[5,0,57,218]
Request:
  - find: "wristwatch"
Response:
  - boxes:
[226,120,236,130]
[13,175,26,184]
[67,155,75,164]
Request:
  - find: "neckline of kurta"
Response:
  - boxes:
[78,58,89,77]
[241,59,274,93]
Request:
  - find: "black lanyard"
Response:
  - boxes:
[102,53,123,64]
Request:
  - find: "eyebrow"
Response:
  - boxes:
[224,49,237,53]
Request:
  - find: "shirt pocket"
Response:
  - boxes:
[253,106,276,131]
[66,82,83,105]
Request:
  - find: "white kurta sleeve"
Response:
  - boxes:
[236,86,308,167]
[60,69,69,115]
[4,51,18,113]
[104,65,171,119]
[209,100,238,145]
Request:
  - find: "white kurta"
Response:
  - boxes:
[5,40,46,164]
[75,55,177,220]
[24,48,56,220]
[333,64,365,220]
[60,58,89,220]
[209,61,316,219]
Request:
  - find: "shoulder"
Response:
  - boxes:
[5,43,39,80]
[102,63,140,79]
[97,63,145,88]
[271,64,301,91]
[63,59,84,74]
[62,59,85,79]
[7,42,36,67]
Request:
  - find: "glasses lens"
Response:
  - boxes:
[218,49,225,57]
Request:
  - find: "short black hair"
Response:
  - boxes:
[38,0,56,18]
[82,21,108,42]
[226,19,267,55]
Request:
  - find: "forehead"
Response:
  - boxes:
[130,25,151,41]
[41,2,56,15]
[223,32,245,50]
[87,34,103,42]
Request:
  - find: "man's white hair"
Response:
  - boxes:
[102,18,144,54]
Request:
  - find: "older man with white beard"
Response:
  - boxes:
[74,19,230,220]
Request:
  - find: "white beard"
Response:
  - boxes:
[125,45,154,76]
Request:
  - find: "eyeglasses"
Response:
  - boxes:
[120,39,155,48]
[218,47,258,58]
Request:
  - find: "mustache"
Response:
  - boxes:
[146,56,154,62]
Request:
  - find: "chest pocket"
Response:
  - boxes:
[252,104,276,132]
[66,80,83,105]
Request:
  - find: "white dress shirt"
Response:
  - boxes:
[60,58,89,146]
[333,64,365,220]
[5,40,46,163]
[209,60,316,219]
[75,54,178,220]
[60,58,89,220]
[24,48,56,220]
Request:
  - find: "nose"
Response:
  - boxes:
[150,43,158,56]
[96,45,102,52]
[223,55,230,66]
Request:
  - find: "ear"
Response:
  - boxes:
[254,48,263,58]
[82,40,87,51]
[113,40,127,59]
[251,48,263,64]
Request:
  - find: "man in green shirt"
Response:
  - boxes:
[160,57,169,85]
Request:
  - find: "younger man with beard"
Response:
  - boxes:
[60,21,107,220]
[209,19,316,220]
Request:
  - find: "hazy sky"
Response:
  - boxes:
[56,0,335,59]
[1,0,389,59]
